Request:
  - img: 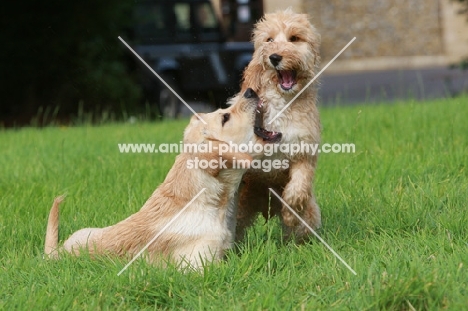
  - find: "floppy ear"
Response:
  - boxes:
[183,113,207,144]
[311,35,321,67]
[241,52,263,93]
[307,24,321,67]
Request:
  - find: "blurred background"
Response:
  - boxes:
[1,0,467,126]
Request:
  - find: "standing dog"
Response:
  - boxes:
[44,88,281,269]
[235,9,322,240]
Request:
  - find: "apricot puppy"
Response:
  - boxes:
[44,88,281,269]
[235,9,322,241]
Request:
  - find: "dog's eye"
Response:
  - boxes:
[267,37,274,42]
[221,113,230,126]
[290,35,298,42]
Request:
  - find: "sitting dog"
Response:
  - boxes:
[235,9,322,241]
[44,88,281,269]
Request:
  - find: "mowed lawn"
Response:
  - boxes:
[0,97,467,310]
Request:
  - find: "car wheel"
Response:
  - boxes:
[159,74,182,119]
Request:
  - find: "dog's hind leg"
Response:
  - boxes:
[63,228,103,256]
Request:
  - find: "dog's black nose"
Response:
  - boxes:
[269,53,282,66]
[244,88,258,99]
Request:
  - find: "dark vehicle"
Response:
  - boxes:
[133,0,254,117]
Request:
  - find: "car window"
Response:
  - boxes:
[196,2,217,29]
[174,4,190,30]
[135,3,174,43]
[195,2,222,42]
[134,1,222,44]
[173,3,193,42]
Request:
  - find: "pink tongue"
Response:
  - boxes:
[280,70,295,88]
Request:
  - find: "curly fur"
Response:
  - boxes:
[236,9,322,241]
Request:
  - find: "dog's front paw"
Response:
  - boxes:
[280,189,309,227]
[280,191,321,240]
[293,200,321,242]
[282,188,309,214]
[281,206,298,227]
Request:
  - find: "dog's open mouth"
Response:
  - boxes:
[254,127,282,142]
[277,70,297,91]
[254,100,282,143]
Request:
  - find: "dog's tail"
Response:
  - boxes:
[44,195,65,258]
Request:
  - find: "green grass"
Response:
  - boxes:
[1,97,467,310]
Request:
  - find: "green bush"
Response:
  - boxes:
[0,1,141,126]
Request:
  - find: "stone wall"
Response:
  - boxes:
[303,0,444,61]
